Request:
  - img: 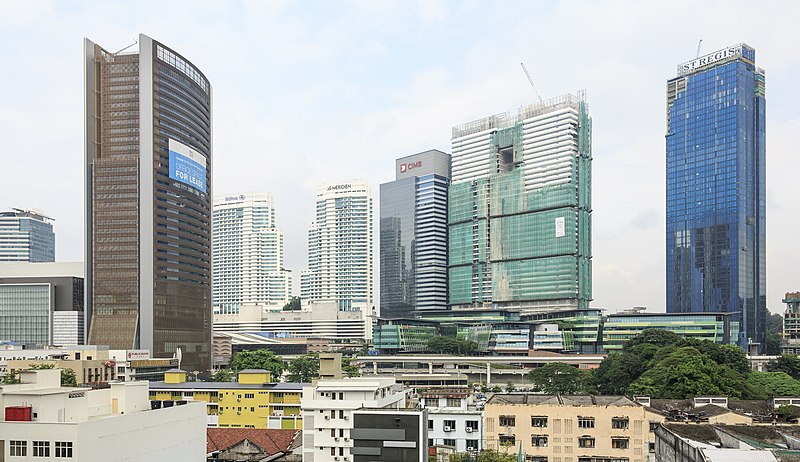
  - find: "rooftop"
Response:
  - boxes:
[206,428,299,455]
[486,394,637,407]
[150,381,307,390]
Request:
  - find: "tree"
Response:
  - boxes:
[590,352,646,395]
[505,381,516,392]
[342,356,360,377]
[766,332,783,356]
[2,370,20,384]
[476,449,516,462]
[747,371,800,397]
[628,347,749,399]
[229,349,285,378]
[623,329,682,350]
[287,354,319,382]
[426,336,478,355]
[527,362,589,395]
[210,369,233,382]
[766,355,800,380]
[282,296,301,311]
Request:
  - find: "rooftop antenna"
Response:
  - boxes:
[112,39,138,56]
[696,39,703,58]
[520,62,544,103]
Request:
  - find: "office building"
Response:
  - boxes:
[302,181,373,313]
[150,369,305,429]
[602,309,737,351]
[666,43,766,351]
[0,368,206,461]
[380,150,451,318]
[213,192,292,313]
[301,377,420,462]
[449,92,592,314]
[0,208,55,262]
[84,34,213,371]
[0,262,84,345]
[483,394,663,461]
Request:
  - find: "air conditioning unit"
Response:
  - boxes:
[344,438,350,442]
[466,427,474,433]
[334,457,340,461]
[237,411,241,415]
[325,416,330,420]
[344,458,350,461]
[444,426,452,432]
[335,437,340,441]
[344,416,350,420]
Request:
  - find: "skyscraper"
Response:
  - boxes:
[84,34,212,370]
[0,208,55,262]
[666,43,766,350]
[380,150,450,318]
[448,92,592,313]
[302,181,373,313]
[212,192,292,312]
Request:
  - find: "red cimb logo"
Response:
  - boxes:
[400,164,407,173]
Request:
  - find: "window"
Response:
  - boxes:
[578,437,595,448]
[531,416,548,428]
[612,438,630,449]
[55,442,73,457]
[612,417,629,429]
[499,435,516,446]
[466,420,479,430]
[446,398,461,407]
[33,441,50,457]
[466,439,479,451]
[10,440,26,456]
[649,421,659,432]
[578,417,595,429]
[244,393,254,399]
[526,457,548,462]
[444,420,456,431]
[443,439,456,447]
[429,439,435,447]
[428,419,434,430]
[499,415,516,427]
[532,435,548,447]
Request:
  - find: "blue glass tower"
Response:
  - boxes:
[666,43,766,351]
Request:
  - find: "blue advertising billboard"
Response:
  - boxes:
[168,139,207,193]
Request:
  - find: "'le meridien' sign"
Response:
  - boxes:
[677,44,743,76]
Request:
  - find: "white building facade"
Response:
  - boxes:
[213,192,292,313]
[301,181,373,313]
[421,389,482,457]
[0,368,206,461]
[301,377,406,462]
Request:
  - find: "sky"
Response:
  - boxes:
[1,0,798,314]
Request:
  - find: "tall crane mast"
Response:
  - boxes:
[520,62,544,103]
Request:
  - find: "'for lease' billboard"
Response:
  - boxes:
[168,139,207,193]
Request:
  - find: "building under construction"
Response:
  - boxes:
[783,292,800,355]
[448,92,592,314]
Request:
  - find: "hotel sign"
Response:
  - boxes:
[678,45,743,75]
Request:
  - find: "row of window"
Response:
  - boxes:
[499,416,629,429]
[499,434,629,449]
[9,441,72,457]
[428,419,480,430]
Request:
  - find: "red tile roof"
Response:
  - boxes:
[206,428,299,455]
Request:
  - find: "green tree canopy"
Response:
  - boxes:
[287,354,319,383]
[210,368,233,382]
[282,296,301,311]
[229,349,285,378]
[342,356,360,378]
[426,336,478,355]
[21,364,78,387]
[766,355,800,380]
[747,371,800,397]
[622,329,683,350]
[527,362,590,395]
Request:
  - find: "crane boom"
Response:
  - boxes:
[696,39,703,58]
[520,62,543,103]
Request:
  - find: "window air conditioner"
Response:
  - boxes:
[444,426,452,432]
[325,416,330,420]
[344,416,349,420]
[335,437,340,441]
[466,427,473,433]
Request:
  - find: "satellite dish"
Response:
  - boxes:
[176,348,183,369]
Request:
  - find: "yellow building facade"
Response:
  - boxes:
[483,394,665,462]
[149,369,304,430]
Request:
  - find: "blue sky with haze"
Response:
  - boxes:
[1,1,798,313]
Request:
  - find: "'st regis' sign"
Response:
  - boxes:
[678,45,743,75]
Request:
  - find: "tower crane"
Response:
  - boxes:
[520,62,543,103]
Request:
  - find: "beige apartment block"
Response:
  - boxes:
[483,394,664,462]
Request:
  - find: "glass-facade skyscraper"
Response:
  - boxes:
[84,34,212,370]
[666,43,766,350]
[212,192,292,312]
[380,150,450,318]
[0,208,55,262]
[448,93,592,314]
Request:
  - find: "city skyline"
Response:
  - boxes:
[1,2,799,313]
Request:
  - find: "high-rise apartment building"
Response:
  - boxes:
[84,34,212,371]
[0,209,55,262]
[666,43,766,350]
[212,193,292,313]
[302,181,373,312]
[448,93,592,313]
[380,150,450,318]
